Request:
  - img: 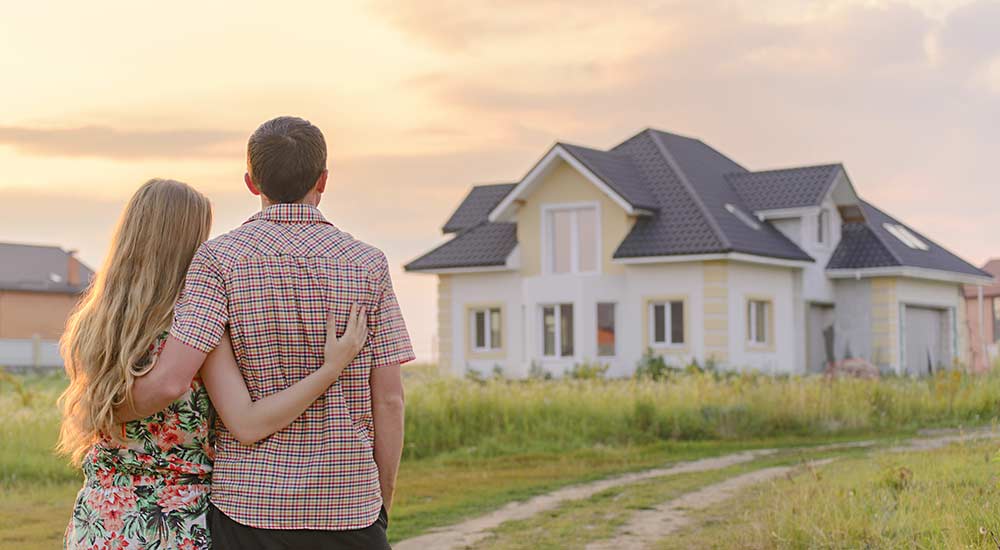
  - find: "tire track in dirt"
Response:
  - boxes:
[393,440,876,550]
[584,459,836,550]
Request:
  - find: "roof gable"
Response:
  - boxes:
[489,144,655,223]
[727,164,843,212]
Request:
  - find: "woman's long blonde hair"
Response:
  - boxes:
[58,179,212,464]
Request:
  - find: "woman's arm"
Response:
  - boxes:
[201,304,368,445]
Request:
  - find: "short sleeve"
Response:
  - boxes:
[368,256,416,369]
[170,244,228,353]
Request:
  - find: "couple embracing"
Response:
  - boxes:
[60,116,415,549]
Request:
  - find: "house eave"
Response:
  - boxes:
[614,252,812,269]
[825,266,994,286]
[405,265,516,275]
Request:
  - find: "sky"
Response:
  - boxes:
[1,0,998,360]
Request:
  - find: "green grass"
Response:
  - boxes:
[660,438,1000,549]
[4,368,1000,548]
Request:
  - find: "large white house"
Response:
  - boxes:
[406,129,992,378]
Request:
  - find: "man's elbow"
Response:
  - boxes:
[159,378,192,404]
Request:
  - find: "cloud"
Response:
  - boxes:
[0,125,243,160]
[369,0,999,268]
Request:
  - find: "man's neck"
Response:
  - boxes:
[260,193,320,210]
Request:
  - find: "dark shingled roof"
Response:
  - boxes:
[0,242,94,293]
[442,183,516,233]
[727,164,843,212]
[559,143,659,211]
[611,130,813,262]
[410,128,984,278]
[405,222,517,271]
[827,202,990,278]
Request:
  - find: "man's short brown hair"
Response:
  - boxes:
[247,116,327,204]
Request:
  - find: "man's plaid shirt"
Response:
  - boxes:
[170,203,415,530]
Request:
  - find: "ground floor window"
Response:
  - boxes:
[597,302,616,356]
[542,304,574,357]
[747,299,771,345]
[649,301,684,346]
[471,307,502,351]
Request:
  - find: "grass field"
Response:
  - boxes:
[661,438,1000,549]
[3,367,1000,548]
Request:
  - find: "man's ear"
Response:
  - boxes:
[314,170,329,195]
[244,173,261,196]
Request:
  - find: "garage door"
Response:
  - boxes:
[903,306,952,376]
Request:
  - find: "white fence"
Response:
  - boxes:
[0,338,63,369]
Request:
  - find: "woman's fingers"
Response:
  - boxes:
[354,307,368,348]
[340,303,359,341]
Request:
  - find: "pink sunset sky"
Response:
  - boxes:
[2,0,998,360]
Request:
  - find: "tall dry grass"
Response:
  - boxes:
[403,369,1000,459]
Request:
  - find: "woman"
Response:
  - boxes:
[59,179,367,550]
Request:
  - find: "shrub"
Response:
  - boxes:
[568,360,609,380]
[635,348,680,381]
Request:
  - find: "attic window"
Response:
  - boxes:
[725,203,760,230]
[883,223,929,251]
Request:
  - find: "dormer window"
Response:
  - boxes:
[817,210,829,244]
[883,223,929,251]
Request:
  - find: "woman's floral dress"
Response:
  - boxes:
[65,332,215,550]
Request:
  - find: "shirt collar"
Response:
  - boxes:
[245,203,332,226]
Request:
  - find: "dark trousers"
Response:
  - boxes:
[208,504,391,550]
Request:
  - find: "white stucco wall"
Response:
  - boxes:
[449,271,524,377]
[726,262,798,373]
[769,200,841,304]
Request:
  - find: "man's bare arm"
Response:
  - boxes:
[371,364,405,512]
[115,336,208,422]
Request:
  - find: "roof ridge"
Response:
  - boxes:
[559,141,629,157]
[470,182,517,189]
[646,129,732,251]
[726,163,843,178]
[0,241,66,251]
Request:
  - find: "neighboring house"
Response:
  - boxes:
[405,129,992,378]
[0,242,93,368]
[964,259,1000,372]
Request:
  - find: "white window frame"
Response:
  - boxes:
[470,307,502,352]
[649,301,685,347]
[541,202,601,275]
[541,303,575,358]
[747,300,770,346]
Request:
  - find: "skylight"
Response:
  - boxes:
[883,223,929,251]
[725,203,760,230]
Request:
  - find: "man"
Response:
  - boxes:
[124,116,413,548]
